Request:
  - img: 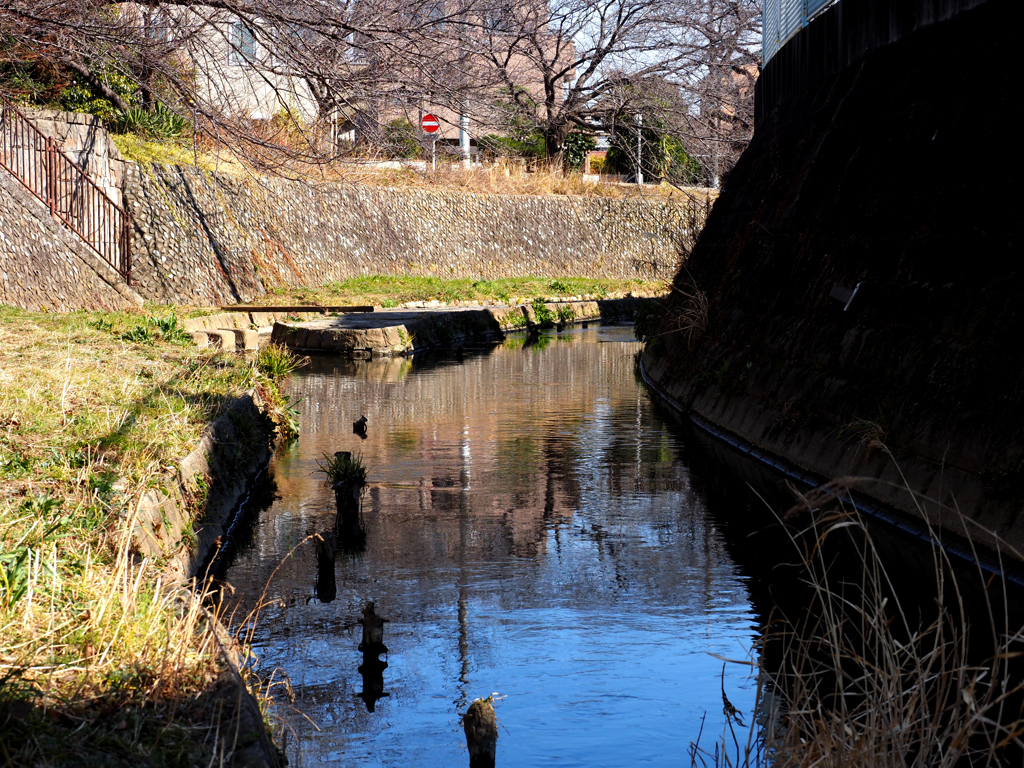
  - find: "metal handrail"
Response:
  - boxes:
[0,99,131,284]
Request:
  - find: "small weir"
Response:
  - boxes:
[224,324,765,766]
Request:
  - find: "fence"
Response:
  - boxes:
[763,0,837,63]
[0,100,131,283]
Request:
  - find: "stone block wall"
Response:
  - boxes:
[126,163,693,305]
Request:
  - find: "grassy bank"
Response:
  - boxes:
[0,307,292,766]
[256,275,664,309]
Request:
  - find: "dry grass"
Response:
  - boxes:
[664,277,709,350]
[692,478,1024,767]
[112,133,718,201]
[0,306,287,765]
[309,159,707,200]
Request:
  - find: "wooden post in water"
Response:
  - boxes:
[463,697,498,768]
[314,532,337,603]
[355,600,389,711]
[357,601,388,655]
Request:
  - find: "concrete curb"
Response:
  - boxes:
[129,390,283,766]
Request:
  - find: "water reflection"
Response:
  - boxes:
[226,325,760,767]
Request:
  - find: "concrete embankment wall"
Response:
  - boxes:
[130,390,282,766]
[643,0,1024,560]
[124,164,688,305]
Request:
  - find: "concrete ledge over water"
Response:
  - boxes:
[270,298,647,356]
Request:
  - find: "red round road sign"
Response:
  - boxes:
[421,114,440,134]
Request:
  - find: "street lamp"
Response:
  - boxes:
[634,113,643,185]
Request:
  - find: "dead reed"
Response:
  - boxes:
[692,480,1024,767]
[113,133,718,202]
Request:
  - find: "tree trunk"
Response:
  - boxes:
[543,129,566,172]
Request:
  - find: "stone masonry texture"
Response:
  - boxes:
[126,163,691,305]
[22,109,127,209]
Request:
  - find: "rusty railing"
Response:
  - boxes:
[0,100,131,283]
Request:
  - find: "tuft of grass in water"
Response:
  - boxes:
[0,306,280,764]
[692,476,1024,767]
[256,343,308,380]
[316,451,367,489]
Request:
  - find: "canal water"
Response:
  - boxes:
[225,325,763,767]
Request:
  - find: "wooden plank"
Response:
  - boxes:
[218,305,375,313]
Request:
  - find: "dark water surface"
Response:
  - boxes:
[226,325,761,767]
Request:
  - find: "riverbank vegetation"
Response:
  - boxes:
[257,275,663,310]
[0,306,295,765]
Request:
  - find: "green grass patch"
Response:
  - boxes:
[258,275,660,308]
[531,299,556,329]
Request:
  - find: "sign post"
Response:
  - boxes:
[421,113,440,171]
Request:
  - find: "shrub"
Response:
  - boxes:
[531,299,555,329]
[383,119,422,159]
[112,103,190,139]
[563,132,597,171]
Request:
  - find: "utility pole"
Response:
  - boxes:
[460,112,471,169]
[635,113,643,185]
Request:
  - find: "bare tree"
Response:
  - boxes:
[0,0,758,177]
[678,0,760,186]
[447,0,760,176]
[0,0,429,168]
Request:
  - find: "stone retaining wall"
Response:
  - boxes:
[132,390,273,581]
[2,108,693,313]
[126,163,691,306]
[643,0,1023,562]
